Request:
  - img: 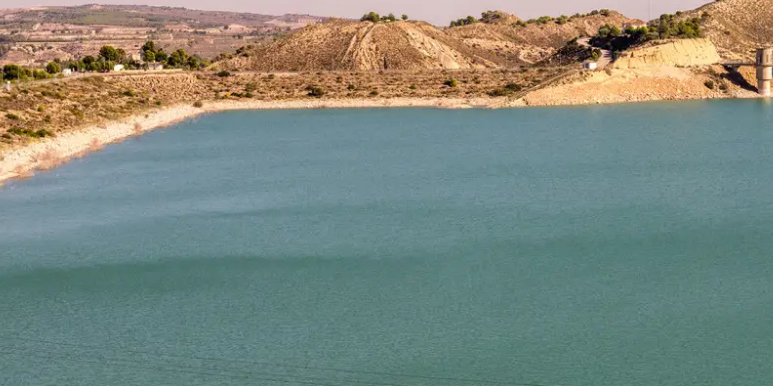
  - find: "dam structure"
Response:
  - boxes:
[757,48,773,96]
[722,47,773,96]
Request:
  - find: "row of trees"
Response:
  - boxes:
[1,40,210,80]
[590,14,704,53]
[451,9,613,28]
[360,12,409,23]
[449,16,478,27]
[522,9,612,26]
[2,64,51,81]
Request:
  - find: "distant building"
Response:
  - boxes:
[62,69,72,77]
[583,61,598,70]
[113,64,125,72]
[147,63,164,71]
[4,81,10,93]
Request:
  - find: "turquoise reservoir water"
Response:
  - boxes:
[2,100,773,385]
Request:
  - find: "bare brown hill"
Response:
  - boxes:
[681,0,773,60]
[215,20,507,71]
[446,11,641,64]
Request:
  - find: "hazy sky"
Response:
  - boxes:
[3,0,711,25]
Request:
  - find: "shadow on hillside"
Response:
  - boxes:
[721,65,757,92]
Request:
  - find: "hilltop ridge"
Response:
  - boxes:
[214,20,507,71]
[447,10,642,64]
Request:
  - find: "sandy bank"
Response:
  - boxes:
[0,97,496,184]
[519,67,760,107]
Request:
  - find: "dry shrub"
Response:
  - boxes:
[133,122,143,134]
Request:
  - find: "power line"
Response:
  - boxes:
[2,335,563,386]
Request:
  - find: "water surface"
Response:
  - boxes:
[2,100,773,386]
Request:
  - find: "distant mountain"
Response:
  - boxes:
[0,5,327,66]
[0,5,326,29]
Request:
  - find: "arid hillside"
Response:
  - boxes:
[613,39,722,69]
[683,0,773,60]
[446,11,641,64]
[214,20,508,71]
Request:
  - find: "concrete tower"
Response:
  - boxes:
[756,48,773,96]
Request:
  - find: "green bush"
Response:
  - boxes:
[361,12,380,23]
[2,64,22,80]
[8,127,53,138]
[5,113,20,120]
[216,70,231,78]
[450,16,478,27]
[444,79,459,88]
[45,61,61,74]
[704,80,715,90]
[33,70,50,80]
[193,100,204,108]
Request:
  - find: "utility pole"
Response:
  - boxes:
[648,0,652,22]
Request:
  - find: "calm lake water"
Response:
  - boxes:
[2,100,773,386]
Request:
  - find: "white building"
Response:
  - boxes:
[113,64,125,72]
[583,61,598,70]
[62,69,73,77]
[148,63,164,71]
[623,22,648,30]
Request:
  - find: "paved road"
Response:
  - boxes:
[578,37,612,69]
